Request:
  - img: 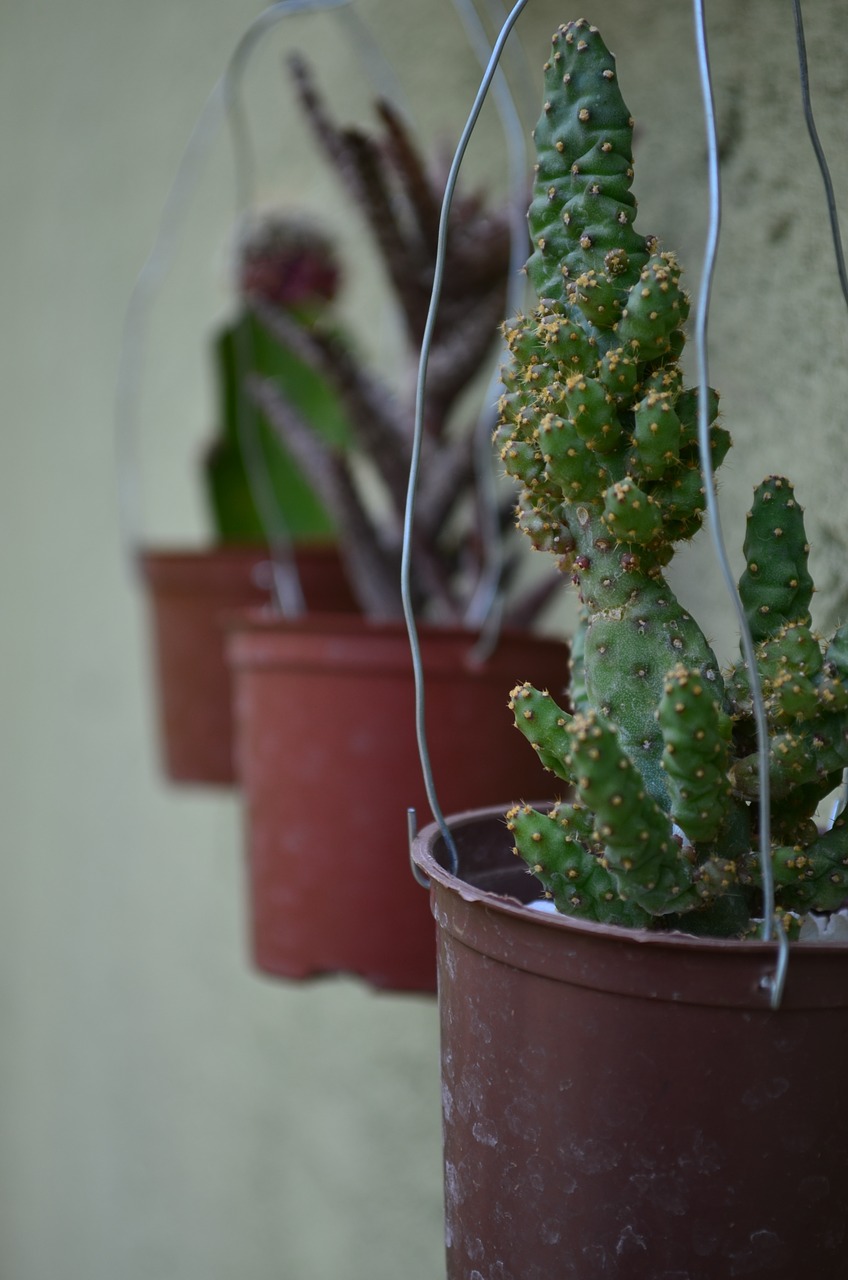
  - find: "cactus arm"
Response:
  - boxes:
[738,476,814,642]
[771,774,842,847]
[509,683,574,782]
[527,20,650,306]
[731,710,848,799]
[659,665,731,845]
[772,817,848,913]
[564,711,698,914]
[629,388,682,480]
[507,802,651,926]
[580,567,723,807]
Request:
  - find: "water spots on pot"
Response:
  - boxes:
[504,1097,541,1145]
[540,1218,562,1246]
[471,1117,499,1147]
[518,1040,561,1077]
[740,1075,790,1110]
[629,1169,690,1215]
[453,1067,487,1122]
[497,1160,519,1196]
[798,1173,831,1205]
[691,1219,721,1259]
[444,1158,471,1211]
[615,1224,648,1257]
[467,998,493,1045]
[675,1128,723,1176]
[560,1133,621,1174]
[728,1228,789,1276]
[581,1242,610,1271]
[441,1077,454,1125]
[527,1152,558,1196]
[442,934,458,979]
[465,1236,485,1262]
[778,1124,817,1155]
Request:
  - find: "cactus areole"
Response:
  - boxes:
[500,20,848,938]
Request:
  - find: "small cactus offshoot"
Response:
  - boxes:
[501,20,848,937]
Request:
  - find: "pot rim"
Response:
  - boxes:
[412,803,848,955]
[225,612,569,677]
[411,804,848,1010]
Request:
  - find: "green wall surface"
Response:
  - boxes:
[0,3,845,1278]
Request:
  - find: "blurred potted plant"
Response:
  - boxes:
[412,19,848,1274]
[141,217,356,785]
[226,55,571,992]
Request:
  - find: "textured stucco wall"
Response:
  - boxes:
[0,3,846,1279]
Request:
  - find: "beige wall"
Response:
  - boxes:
[1,2,845,1278]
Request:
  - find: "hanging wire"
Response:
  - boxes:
[334,4,410,110]
[792,0,848,832]
[692,0,787,1006]
[792,0,848,314]
[403,0,532,875]
[479,0,540,125]
[448,0,531,643]
[115,0,393,598]
[224,38,308,616]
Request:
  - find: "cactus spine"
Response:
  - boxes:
[502,21,848,936]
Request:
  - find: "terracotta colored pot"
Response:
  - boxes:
[227,616,569,992]
[140,545,355,785]
[412,806,848,1280]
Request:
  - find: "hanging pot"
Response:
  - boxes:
[411,805,848,1279]
[140,544,354,785]
[226,616,569,993]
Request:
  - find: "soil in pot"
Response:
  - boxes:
[227,616,570,993]
[141,544,355,784]
[413,806,848,1280]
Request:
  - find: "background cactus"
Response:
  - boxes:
[203,217,351,543]
[502,19,848,937]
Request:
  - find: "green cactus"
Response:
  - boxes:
[204,218,351,543]
[501,20,848,937]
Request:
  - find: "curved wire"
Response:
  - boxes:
[223,42,307,615]
[115,0,357,584]
[792,0,848,313]
[692,0,787,1005]
[479,0,540,125]
[402,0,532,875]
[792,0,848,833]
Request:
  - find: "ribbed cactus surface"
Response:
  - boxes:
[501,21,848,936]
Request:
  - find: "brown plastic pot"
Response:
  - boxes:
[412,805,848,1279]
[140,545,355,785]
[226,616,569,993]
